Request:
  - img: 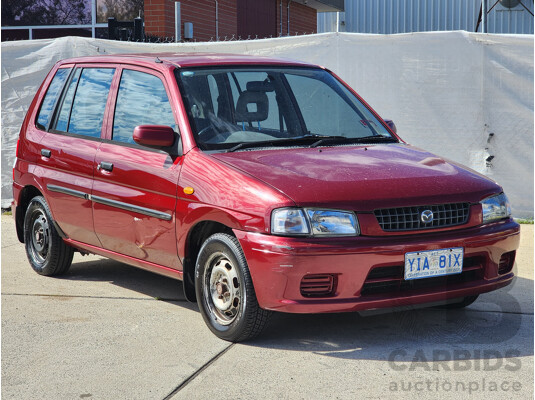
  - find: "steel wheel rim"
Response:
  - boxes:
[30,209,50,264]
[203,252,242,326]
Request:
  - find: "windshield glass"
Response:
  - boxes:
[176,66,395,151]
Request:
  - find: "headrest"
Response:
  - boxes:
[246,80,275,92]
[235,91,269,122]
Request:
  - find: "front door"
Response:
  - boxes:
[92,67,182,268]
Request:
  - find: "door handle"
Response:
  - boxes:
[41,149,51,158]
[97,161,113,172]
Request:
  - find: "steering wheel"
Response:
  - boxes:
[197,125,219,142]
[197,125,232,144]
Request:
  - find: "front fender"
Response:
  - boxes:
[176,202,264,260]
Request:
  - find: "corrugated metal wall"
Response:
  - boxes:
[318,0,534,34]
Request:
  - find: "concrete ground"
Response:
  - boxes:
[1,214,533,399]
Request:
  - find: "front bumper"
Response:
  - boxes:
[234,219,520,313]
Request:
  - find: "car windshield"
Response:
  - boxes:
[176,66,396,152]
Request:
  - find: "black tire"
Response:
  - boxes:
[437,295,479,309]
[23,196,74,276]
[195,233,271,342]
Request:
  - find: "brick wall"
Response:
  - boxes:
[276,0,317,36]
[144,0,176,38]
[144,0,315,41]
[145,0,237,41]
[180,0,237,41]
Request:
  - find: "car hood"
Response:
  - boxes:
[211,144,500,211]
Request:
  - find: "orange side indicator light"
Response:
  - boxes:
[183,187,194,195]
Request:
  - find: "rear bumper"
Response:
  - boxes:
[12,181,24,243]
[234,219,520,313]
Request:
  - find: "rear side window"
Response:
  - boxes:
[112,69,176,144]
[54,68,115,138]
[36,68,71,131]
[68,68,115,138]
[55,69,82,132]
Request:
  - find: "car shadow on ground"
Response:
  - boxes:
[257,299,533,359]
[62,257,533,361]
[63,257,199,312]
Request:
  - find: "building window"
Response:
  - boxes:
[2,0,92,26]
[96,0,144,23]
[1,0,144,41]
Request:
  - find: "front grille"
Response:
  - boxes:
[360,256,484,296]
[366,265,403,280]
[300,274,336,298]
[374,202,470,231]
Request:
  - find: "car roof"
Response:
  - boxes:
[58,52,320,69]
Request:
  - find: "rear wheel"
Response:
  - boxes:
[195,233,270,342]
[23,196,73,276]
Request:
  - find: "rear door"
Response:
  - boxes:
[92,66,182,268]
[39,65,116,246]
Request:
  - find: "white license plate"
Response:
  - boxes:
[404,247,464,280]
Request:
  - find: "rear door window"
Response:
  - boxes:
[53,67,115,139]
[36,68,71,131]
[112,69,176,144]
[55,68,82,132]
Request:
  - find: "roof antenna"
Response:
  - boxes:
[155,57,163,63]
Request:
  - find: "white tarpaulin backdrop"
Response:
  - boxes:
[2,32,533,217]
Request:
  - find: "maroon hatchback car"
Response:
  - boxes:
[13,53,519,341]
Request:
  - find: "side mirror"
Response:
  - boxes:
[384,119,397,134]
[133,125,175,147]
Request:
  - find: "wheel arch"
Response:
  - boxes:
[182,220,234,302]
[15,185,43,243]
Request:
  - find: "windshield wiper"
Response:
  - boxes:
[227,141,262,153]
[309,135,397,148]
[225,135,396,153]
[226,135,343,153]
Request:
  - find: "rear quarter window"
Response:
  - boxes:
[36,68,71,131]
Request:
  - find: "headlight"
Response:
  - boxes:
[271,208,359,236]
[480,193,511,223]
[306,209,359,236]
[271,208,309,235]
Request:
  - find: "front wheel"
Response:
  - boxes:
[195,233,270,342]
[23,196,74,276]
